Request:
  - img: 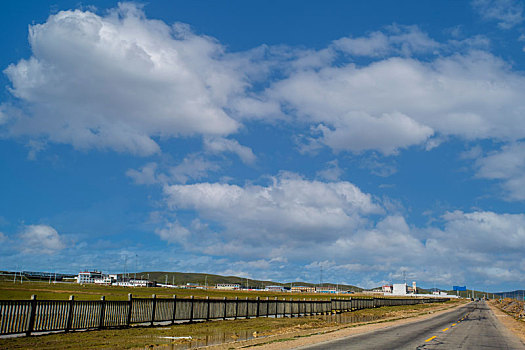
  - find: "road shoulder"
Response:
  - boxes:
[488,300,525,344]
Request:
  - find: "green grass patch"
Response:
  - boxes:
[0,281,347,301]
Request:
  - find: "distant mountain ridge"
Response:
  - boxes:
[128,271,363,291]
[493,290,525,299]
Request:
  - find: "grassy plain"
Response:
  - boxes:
[0,281,351,301]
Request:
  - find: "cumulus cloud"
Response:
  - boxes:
[155,220,190,244]
[157,180,525,286]
[5,6,525,164]
[472,0,524,29]
[204,137,256,164]
[126,162,159,185]
[475,142,525,200]
[3,3,246,155]
[436,210,525,254]
[127,156,220,185]
[333,25,439,57]
[160,174,382,255]
[267,49,525,154]
[18,224,65,254]
[168,156,221,183]
[316,160,343,181]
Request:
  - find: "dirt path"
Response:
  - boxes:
[202,301,466,350]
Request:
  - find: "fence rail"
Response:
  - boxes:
[0,294,449,336]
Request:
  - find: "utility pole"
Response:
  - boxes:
[135,254,138,280]
[124,256,127,281]
[205,275,208,289]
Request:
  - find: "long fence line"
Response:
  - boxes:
[0,295,449,336]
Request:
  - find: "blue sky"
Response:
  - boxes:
[1,0,525,292]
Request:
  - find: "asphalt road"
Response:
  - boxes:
[298,301,525,349]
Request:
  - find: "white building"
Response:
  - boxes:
[113,279,155,287]
[265,285,284,292]
[392,283,408,295]
[77,271,104,284]
[216,283,241,290]
[77,271,118,284]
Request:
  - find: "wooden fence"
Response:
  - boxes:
[0,295,448,336]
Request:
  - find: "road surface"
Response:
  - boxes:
[298,301,525,349]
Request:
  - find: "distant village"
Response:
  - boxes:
[73,271,452,297]
[6,270,453,297]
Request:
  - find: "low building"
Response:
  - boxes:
[392,283,408,295]
[114,279,155,287]
[291,286,315,293]
[216,283,241,290]
[77,271,105,284]
[434,291,448,296]
[265,285,284,292]
[316,286,337,293]
[382,285,393,293]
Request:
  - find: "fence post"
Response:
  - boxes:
[223,297,227,320]
[151,294,157,326]
[275,297,278,318]
[171,295,177,325]
[234,297,239,320]
[266,297,269,317]
[65,295,74,333]
[189,296,194,322]
[26,295,37,336]
[98,296,106,330]
[206,296,210,321]
[256,297,260,318]
[127,294,133,326]
[245,297,249,319]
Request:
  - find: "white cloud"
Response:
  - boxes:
[316,160,343,181]
[0,106,7,125]
[168,156,220,184]
[266,49,525,154]
[437,210,525,254]
[18,224,65,254]
[3,4,247,155]
[127,156,220,185]
[5,8,525,165]
[475,142,525,200]
[126,162,159,185]
[333,25,439,57]
[161,174,382,252]
[155,220,190,244]
[472,0,524,29]
[204,137,256,164]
